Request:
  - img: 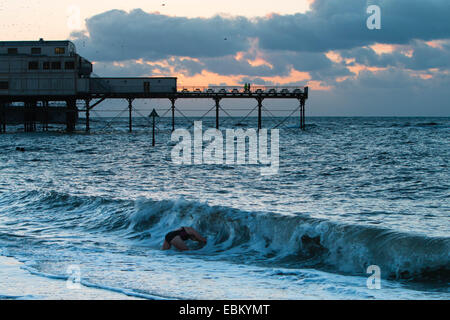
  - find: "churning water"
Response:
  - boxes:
[0,116,448,299]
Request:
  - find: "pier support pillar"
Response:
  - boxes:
[214,97,221,130]
[170,98,176,132]
[24,102,29,132]
[66,99,77,132]
[24,101,37,132]
[0,102,5,133]
[127,98,134,133]
[85,99,90,133]
[42,101,49,132]
[257,97,263,130]
[299,98,306,130]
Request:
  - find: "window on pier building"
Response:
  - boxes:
[31,47,41,55]
[54,47,65,55]
[7,48,18,54]
[65,61,75,70]
[51,61,61,69]
[28,61,39,70]
[43,62,50,70]
[0,81,8,90]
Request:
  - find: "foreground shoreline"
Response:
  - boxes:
[0,255,144,300]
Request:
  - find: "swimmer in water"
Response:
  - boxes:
[162,227,207,251]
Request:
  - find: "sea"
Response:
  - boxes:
[0,116,448,299]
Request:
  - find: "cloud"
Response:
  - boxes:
[67,1,450,116]
[310,68,450,116]
[72,1,450,62]
[257,0,450,52]
[340,40,450,71]
[72,9,252,62]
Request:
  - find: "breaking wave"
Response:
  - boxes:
[1,190,449,283]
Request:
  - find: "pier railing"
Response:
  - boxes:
[177,85,305,95]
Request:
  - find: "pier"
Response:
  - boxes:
[0,39,308,134]
[79,85,308,133]
[0,85,308,134]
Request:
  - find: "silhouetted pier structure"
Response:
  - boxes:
[81,85,308,133]
[0,39,308,134]
[1,85,308,133]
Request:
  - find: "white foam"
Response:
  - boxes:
[0,255,143,300]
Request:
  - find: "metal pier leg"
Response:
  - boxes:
[85,99,90,132]
[33,101,37,132]
[152,116,156,147]
[42,101,48,132]
[299,98,306,130]
[257,97,263,130]
[0,102,5,133]
[215,98,221,130]
[66,99,77,132]
[128,98,133,133]
[24,102,28,132]
[302,99,306,130]
[24,101,35,132]
[299,99,303,130]
[171,98,176,132]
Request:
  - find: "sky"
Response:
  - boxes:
[1,0,449,116]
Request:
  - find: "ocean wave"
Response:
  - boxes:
[128,197,450,282]
[1,190,449,283]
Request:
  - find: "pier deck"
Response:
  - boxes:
[0,85,308,133]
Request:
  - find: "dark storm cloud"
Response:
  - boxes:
[170,58,204,77]
[202,56,288,77]
[339,40,450,71]
[167,50,350,79]
[256,0,450,52]
[339,68,422,89]
[91,61,164,77]
[264,51,352,80]
[72,0,450,62]
[73,9,252,61]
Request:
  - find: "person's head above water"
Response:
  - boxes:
[162,227,207,251]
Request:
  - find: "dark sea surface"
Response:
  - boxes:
[0,116,448,299]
